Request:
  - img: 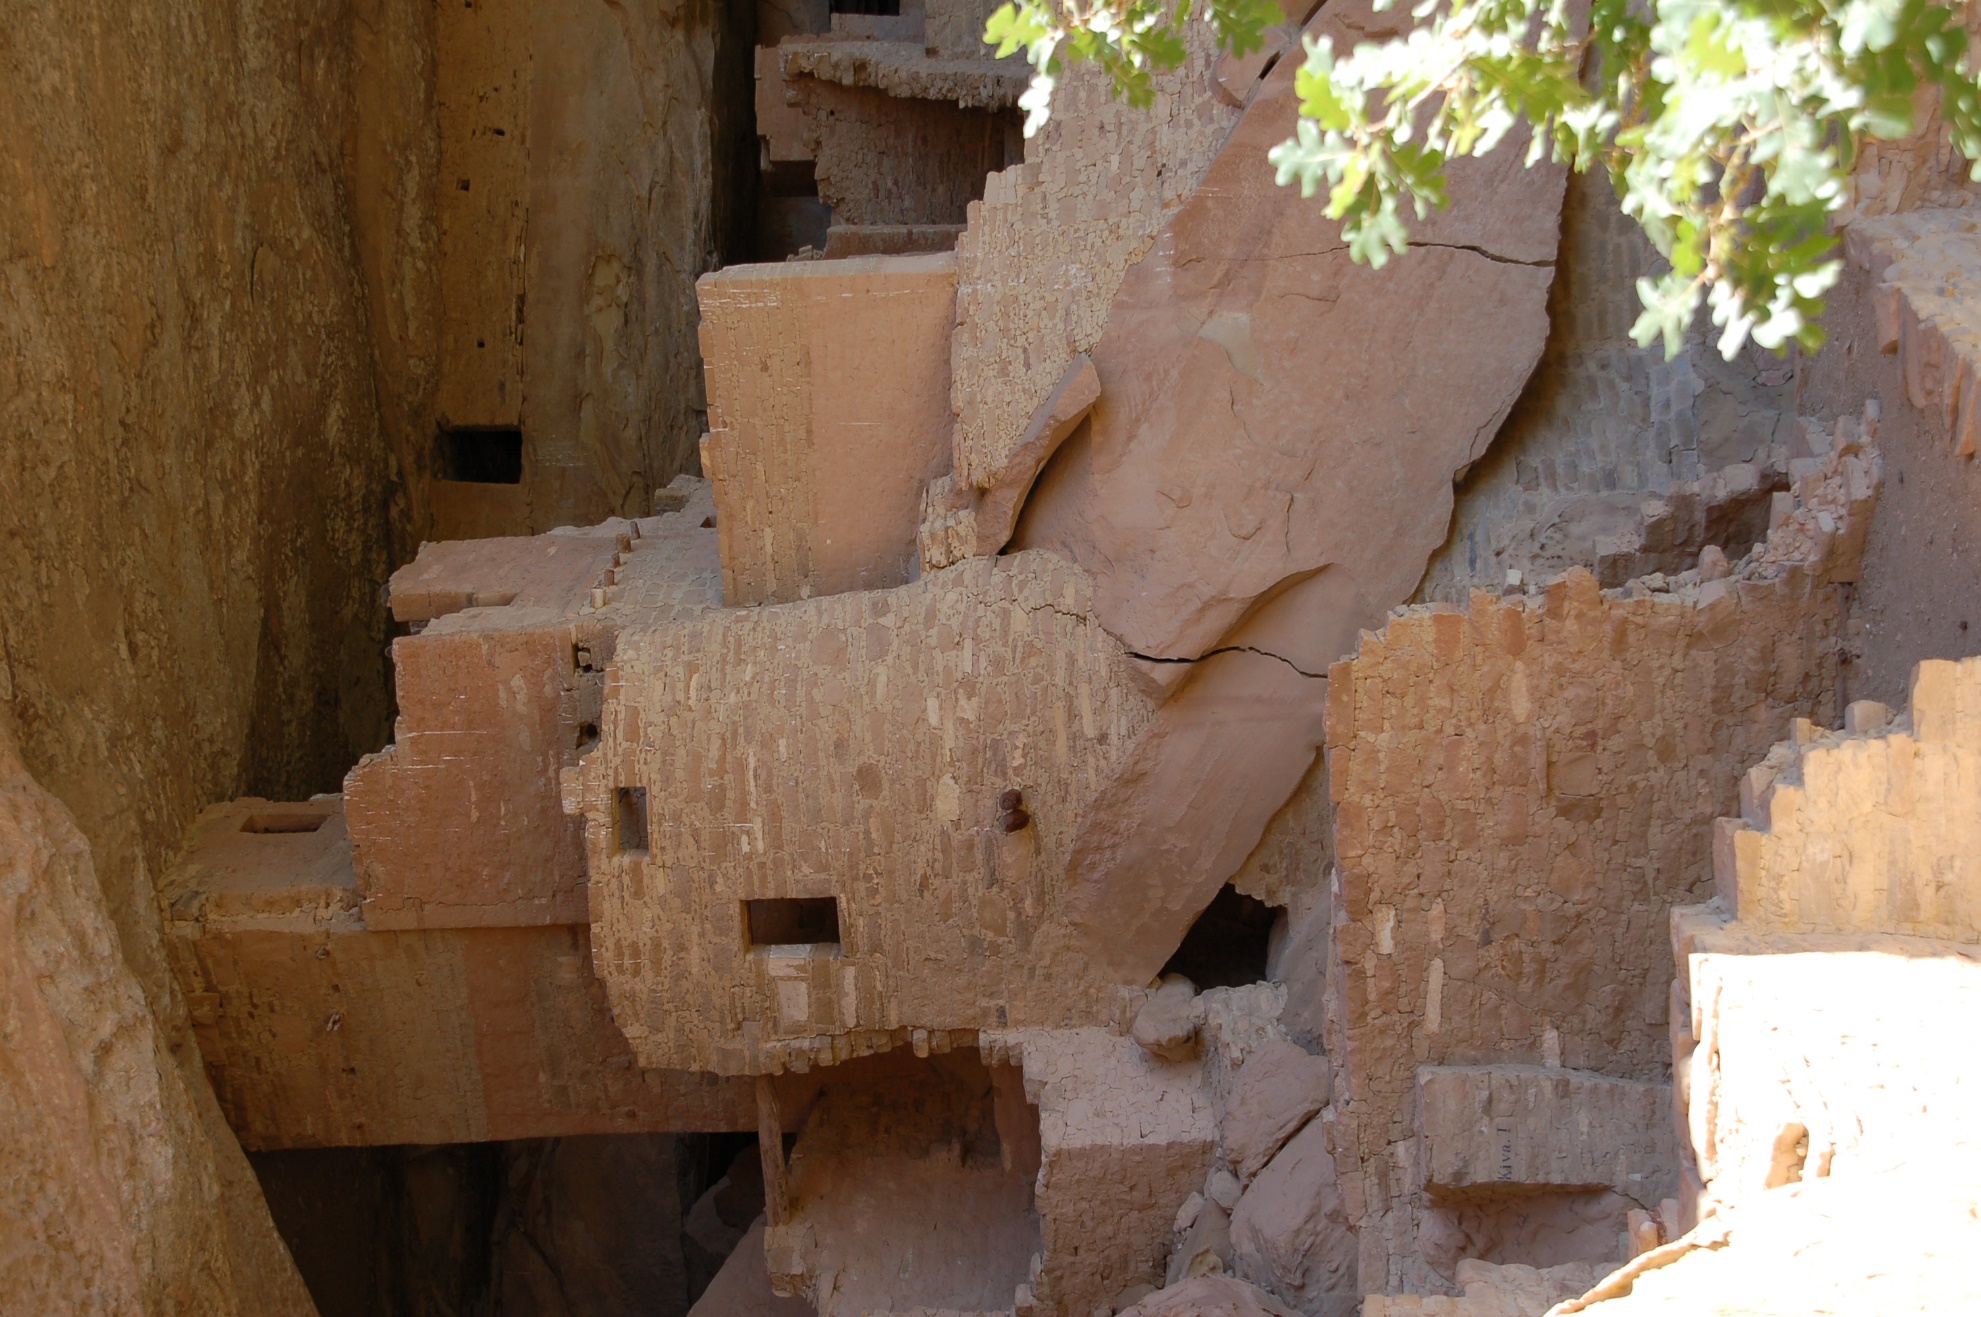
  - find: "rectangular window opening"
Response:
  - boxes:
[436,426,524,484]
[830,0,900,13]
[241,812,330,834]
[615,787,649,855]
[746,897,841,949]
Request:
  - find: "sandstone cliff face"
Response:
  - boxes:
[3,2,422,1307]
[0,725,315,1315]
[0,0,401,1027]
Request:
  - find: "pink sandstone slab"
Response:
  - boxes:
[1013,0,1562,664]
[1026,0,1563,983]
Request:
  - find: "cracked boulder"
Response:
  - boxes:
[1019,0,1565,981]
[1230,1118,1358,1317]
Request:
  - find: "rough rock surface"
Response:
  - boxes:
[1064,647,1329,984]
[947,22,1237,490]
[1119,1275,1302,1317]
[1556,1174,1981,1315]
[1133,975,1202,1061]
[1012,0,1564,666]
[1228,1117,1357,1317]
[427,0,752,535]
[922,354,1102,569]
[1796,210,1981,709]
[1032,0,1562,984]
[0,726,314,1314]
[1220,1039,1331,1186]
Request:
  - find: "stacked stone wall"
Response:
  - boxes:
[581,552,1156,1075]
[1323,437,1875,1293]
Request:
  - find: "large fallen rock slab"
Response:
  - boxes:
[1221,1039,1332,1185]
[1029,0,1564,983]
[1012,0,1564,667]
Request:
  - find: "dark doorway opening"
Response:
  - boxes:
[435,427,524,484]
[745,896,842,948]
[1161,885,1281,989]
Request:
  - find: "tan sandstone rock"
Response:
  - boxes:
[1012,0,1563,667]
[1035,0,1563,984]
[1121,1275,1303,1317]
[0,726,314,1315]
[1229,1117,1358,1317]
[1221,1039,1332,1186]
[1134,974,1203,1061]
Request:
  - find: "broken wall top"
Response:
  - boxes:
[344,482,721,929]
[1322,434,1877,1295]
[1716,654,1981,939]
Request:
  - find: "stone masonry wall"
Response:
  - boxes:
[581,551,1156,1075]
[1323,437,1876,1294]
[697,253,958,607]
[793,79,1018,227]
[1415,171,1796,603]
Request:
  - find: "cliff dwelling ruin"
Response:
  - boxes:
[5,1,1981,1316]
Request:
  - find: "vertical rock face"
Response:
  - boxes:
[0,0,403,1016]
[0,727,315,1315]
[417,0,756,538]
